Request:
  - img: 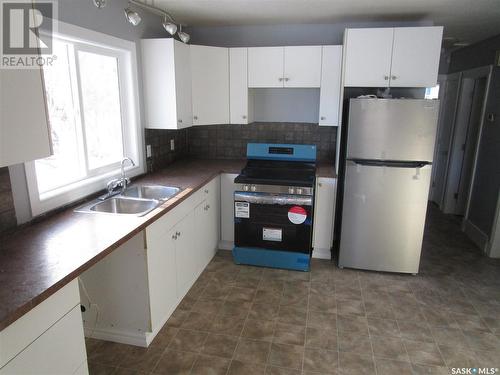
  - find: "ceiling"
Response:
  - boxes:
[143,0,500,47]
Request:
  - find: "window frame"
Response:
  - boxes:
[25,21,144,217]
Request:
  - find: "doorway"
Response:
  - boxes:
[441,67,491,216]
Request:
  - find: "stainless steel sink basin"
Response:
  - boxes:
[121,185,181,201]
[76,197,159,216]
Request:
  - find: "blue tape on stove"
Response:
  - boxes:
[233,246,310,272]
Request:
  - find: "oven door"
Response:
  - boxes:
[234,191,313,254]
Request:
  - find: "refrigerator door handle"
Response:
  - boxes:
[348,159,432,169]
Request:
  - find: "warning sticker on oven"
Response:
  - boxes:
[263,228,282,242]
[288,206,307,224]
[235,202,250,218]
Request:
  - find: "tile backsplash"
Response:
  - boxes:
[0,167,16,235]
[145,123,337,171]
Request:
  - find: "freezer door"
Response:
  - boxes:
[347,99,439,161]
[339,161,432,273]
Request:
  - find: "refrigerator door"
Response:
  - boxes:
[347,99,439,162]
[339,161,432,273]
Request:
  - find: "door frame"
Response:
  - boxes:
[442,66,492,214]
[459,66,493,253]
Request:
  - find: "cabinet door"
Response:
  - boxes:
[390,27,443,87]
[312,177,337,258]
[0,68,51,167]
[191,45,229,125]
[173,40,193,128]
[146,226,178,330]
[230,48,251,124]
[343,28,394,87]
[319,46,343,126]
[248,47,284,88]
[283,46,322,87]
[174,211,197,298]
[0,306,86,375]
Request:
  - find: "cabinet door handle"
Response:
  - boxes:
[242,115,247,119]
[172,234,177,240]
[178,119,183,123]
[278,77,284,82]
[391,75,397,80]
[193,115,198,120]
[284,77,290,82]
[384,75,389,81]
[204,205,208,211]
[320,116,326,120]
[176,231,181,237]
[204,189,209,193]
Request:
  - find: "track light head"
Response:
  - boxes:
[162,17,177,35]
[177,25,190,44]
[93,0,106,8]
[124,7,141,26]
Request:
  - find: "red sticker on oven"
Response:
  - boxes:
[288,206,307,224]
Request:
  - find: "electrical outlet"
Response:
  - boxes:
[170,139,175,151]
[146,144,152,158]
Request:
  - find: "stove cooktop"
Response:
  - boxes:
[235,160,316,187]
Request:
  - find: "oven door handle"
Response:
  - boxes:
[234,192,313,206]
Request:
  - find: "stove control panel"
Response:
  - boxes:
[236,184,313,196]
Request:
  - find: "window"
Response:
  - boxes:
[25,23,142,216]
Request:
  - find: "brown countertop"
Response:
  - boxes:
[316,162,337,179]
[0,158,335,331]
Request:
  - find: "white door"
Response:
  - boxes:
[248,47,284,88]
[0,68,51,167]
[283,46,322,87]
[174,211,197,298]
[230,48,250,124]
[390,27,443,88]
[312,177,336,257]
[173,40,192,128]
[191,45,229,125]
[146,224,178,329]
[343,28,394,87]
[319,45,342,126]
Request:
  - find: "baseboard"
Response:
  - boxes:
[312,247,332,260]
[462,218,489,252]
[218,240,233,251]
[84,326,149,347]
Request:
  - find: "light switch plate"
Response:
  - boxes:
[170,139,175,151]
[146,144,152,158]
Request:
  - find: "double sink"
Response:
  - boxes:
[76,185,181,216]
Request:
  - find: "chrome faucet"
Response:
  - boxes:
[101,157,136,199]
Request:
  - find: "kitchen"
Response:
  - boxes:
[1,0,500,374]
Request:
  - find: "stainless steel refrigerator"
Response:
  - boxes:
[337,98,439,274]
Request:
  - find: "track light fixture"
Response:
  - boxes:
[93,0,106,8]
[124,7,142,26]
[177,25,190,44]
[125,0,188,43]
[162,16,178,36]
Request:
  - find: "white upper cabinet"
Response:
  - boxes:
[141,38,192,129]
[390,27,444,87]
[344,26,443,88]
[343,28,394,87]
[229,48,253,124]
[248,47,284,88]
[283,46,322,87]
[319,45,343,126]
[0,68,52,167]
[248,46,323,88]
[191,45,230,125]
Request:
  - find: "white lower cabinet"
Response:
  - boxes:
[0,280,87,375]
[172,211,198,298]
[220,173,238,249]
[312,177,337,259]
